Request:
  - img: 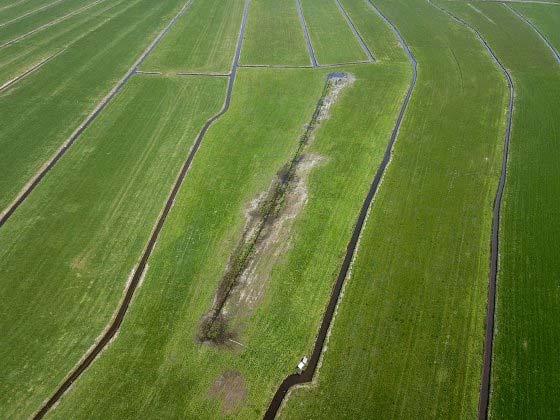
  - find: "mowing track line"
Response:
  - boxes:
[0,0,109,49]
[32,0,251,416]
[428,2,514,419]
[503,2,560,64]
[0,0,145,101]
[0,0,32,13]
[295,0,318,67]
[334,0,376,62]
[0,48,65,93]
[264,1,417,417]
[0,0,194,228]
[0,0,65,28]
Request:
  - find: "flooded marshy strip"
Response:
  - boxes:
[198,72,354,345]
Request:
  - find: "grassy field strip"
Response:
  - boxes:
[0,0,130,88]
[300,0,367,64]
[432,1,516,415]
[0,0,95,46]
[0,0,65,28]
[439,2,560,417]
[0,0,31,12]
[281,0,510,416]
[0,48,66,93]
[242,0,311,66]
[47,59,411,418]
[33,2,250,416]
[334,0,375,62]
[0,0,191,226]
[510,2,560,50]
[0,0,109,49]
[339,0,409,63]
[506,3,560,63]
[142,0,245,74]
[428,4,513,417]
[0,76,226,419]
[266,3,415,417]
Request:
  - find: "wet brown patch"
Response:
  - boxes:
[198,73,354,345]
[209,370,247,415]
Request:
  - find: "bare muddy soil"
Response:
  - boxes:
[209,370,247,415]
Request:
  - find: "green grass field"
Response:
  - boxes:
[300,0,367,64]
[282,0,509,417]
[48,62,411,418]
[242,0,311,66]
[0,0,70,26]
[0,0,93,45]
[0,0,185,212]
[438,2,560,418]
[141,0,244,73]
[339,0,409,63]
[1,0,559,417]
[511,3,560,53]
[0,0,131,86]
[0,75,225,418]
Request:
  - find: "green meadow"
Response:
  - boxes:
[0,0,185,211]
[0,75,225,418]
[0,0,131,86]
[0,0,93,46]
[439,1,560,417]
[283,0,508,417]
[511,2,560,53]
[1,0,559,417]
[242,0,310,66]
[49,62,411,418]
[300,0,367,64]
[141,0,245,73]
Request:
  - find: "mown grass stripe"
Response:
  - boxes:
[0,47,65,93]
[0,0,108,49]
[0,0,65,27]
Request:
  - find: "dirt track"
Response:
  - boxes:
[264,1,418,417]
[32,0,251,417]
[427,2,515,419]
[0,0,194,228]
